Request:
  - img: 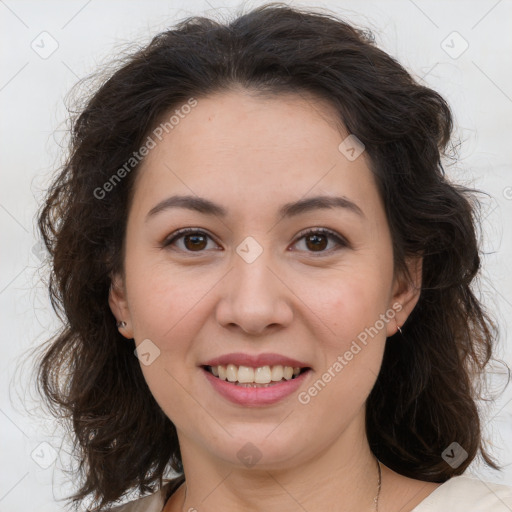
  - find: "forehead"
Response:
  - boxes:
[140,90,344,169]
[130,90,381,222]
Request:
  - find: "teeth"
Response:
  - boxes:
[255,366,272,383]
[226,364,238,382]
[208,364,304,384]
[237,366,254,383]
[271,365,284,381]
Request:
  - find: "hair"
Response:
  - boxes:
[34,2,504,510]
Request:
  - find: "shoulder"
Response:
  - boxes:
[412,475,512,511]
[108,485,169,512]
[107,478,183,512]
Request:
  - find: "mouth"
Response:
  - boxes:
[201,364,311,388]
[199,353,313,405]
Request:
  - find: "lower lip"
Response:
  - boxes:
[201,367,311,406]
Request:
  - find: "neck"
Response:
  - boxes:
[176,415,382,512]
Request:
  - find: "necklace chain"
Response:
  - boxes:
[179,457,382,511]
[374,457,382,511]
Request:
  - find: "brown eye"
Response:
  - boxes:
[163,227,347,255]
[163,229,219,253]
[304,233,328,251]
[183,233,207,251]
[293,228,348,254]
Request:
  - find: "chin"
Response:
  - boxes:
[209,431,308,470]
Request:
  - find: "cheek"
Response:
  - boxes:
[130,283,206,429]
[125,250,212,340]
[313,263,393,346]
[302,278,389,417]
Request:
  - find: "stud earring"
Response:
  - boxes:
[116,321,127,329]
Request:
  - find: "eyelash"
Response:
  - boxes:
[162,227,348,255]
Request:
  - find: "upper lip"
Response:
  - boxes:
[201,353,311,369]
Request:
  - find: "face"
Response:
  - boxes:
[109,89,421,470]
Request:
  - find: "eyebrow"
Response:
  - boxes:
[145,194,365,222]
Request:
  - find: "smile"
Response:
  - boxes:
[201,365,312,406]
[204,364,308,386]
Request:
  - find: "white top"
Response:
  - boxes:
[411,475,512,511]
[109,475,512,511]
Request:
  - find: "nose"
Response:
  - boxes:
[215,248,293,336]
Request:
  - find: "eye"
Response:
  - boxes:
[162,228,220,253]
[162,227,348,255]
[291,227,348,254]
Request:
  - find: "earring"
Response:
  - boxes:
[397,324,403,335]
[116,320,127,329]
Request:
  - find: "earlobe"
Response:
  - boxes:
[108,273,134,339]
[387,256,423,336]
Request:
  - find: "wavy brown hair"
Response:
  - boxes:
[34,3,503,510]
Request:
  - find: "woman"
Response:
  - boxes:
[35,3,512,511]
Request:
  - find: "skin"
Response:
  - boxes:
[109,89,441,512]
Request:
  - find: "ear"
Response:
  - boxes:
[109,272,134,339]
[386,255,423,337]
